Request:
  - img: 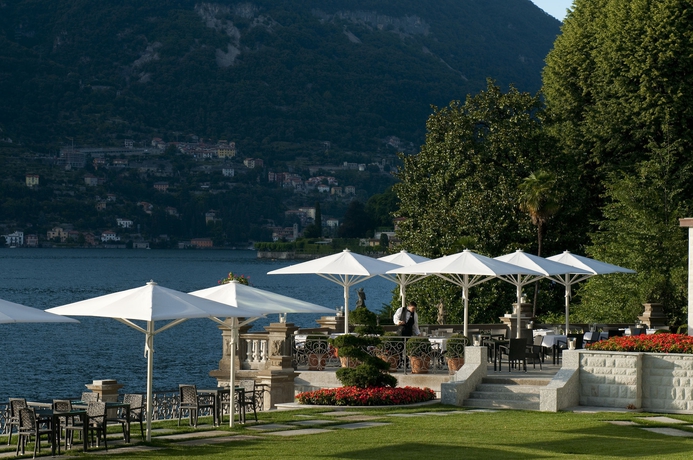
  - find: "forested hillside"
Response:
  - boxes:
[0,0,559,160]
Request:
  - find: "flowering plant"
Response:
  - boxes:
[587,333,693,354]
[218,271,250,285]
[296,386,435,406]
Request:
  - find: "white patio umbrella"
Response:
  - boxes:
[547,251,636,334]
[189,280,333,427]
[46,280,259,441]
[267,249,400,333]
[378,250,431,312]
[387,249,543,338]
[495,250,591,338]
[0,298,79,324]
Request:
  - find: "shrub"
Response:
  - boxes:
[328,334,394,388]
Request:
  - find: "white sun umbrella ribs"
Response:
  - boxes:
[387,249,545,338]
[546,251,636,335]
[378,250,431,312]
[189,279,333,427]
[267,249,401,334]
[494,250,592,338]
[46,280,260,441]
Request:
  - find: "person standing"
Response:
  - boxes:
[393,301,420,336]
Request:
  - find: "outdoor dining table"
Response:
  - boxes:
[541,334,567,348]
[197,387,246,426]
[29,404,88,456]
[428,337,448,352]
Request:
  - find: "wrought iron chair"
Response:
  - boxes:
[6,398,27,446]
[52,399,76,448]
[123,394,145,440]
[15,408,52,458]
[525,337,543,370]
[178,384,215,427]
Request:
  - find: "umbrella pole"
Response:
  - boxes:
[146,321,154,442]
[463,279,469,339]
[343,284,349,334]
[516,284,522,338]
[229,317,237,427]
[401,283,406,312]
[565,280,571,335]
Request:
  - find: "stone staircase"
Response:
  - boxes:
[463,376,552,411]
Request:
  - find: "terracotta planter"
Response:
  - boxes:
[409,356,431,374]
[377,354,400,372]
[447,357,465,374]
[339,356,361,368]
[308,353,327,370]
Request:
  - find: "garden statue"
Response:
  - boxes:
[355,288,366,308]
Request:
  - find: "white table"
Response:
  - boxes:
[533,329,555,337]
[583,331,608,343]
[428,337,448,352]
[541,335,567,348]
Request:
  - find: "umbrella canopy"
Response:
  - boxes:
[267,249,400,333]
[387,249,543,337]
[495,250,591,337]
[47,280,259,441]
[189,280,333,426]
[378,250,431,312]
[0,298,78,324]
[547,251,636,333]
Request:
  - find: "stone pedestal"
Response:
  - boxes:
[315,315,345,334]
[85,379,123,417]
[638,303,669,329]
[499,302,533,339]
[84,379,123,402]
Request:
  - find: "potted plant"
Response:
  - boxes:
[405,337,433,374]
[445,334,467,374]
[305,334,329,370]
[375,332,404,372]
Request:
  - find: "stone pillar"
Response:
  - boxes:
[499,302,533,339]
[638,303,669,330]
[679,218,693,336]
[85,379,123,402]
[209,319,252,385]
[256,322,299,410]
[315,315,345,334]
[85,379,123,417]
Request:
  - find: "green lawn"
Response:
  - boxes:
[5,406,693,459]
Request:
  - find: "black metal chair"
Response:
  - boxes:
[498,338,528,372]
[52,399,76,449]
[107,393,144,441]
[237,380,264,423]
[15,408,53,458]
[178,385,215,427]
[554,334,584,364]
[525,337,543,369]
[6,398,27,446]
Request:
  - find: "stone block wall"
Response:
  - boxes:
[577,351,693,412]
[642,354,693,412]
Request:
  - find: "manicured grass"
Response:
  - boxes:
[5,406,693,459]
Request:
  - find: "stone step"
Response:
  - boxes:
[463,398,541,411]
[468,391,540,402]
[481,377,551,386]
[475,383,543,394]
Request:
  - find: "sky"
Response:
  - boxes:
[530,0,573,21]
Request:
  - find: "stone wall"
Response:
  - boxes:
[576,351,693,413]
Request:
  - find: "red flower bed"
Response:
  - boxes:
[295,386,436,406]
[587,333,693,353]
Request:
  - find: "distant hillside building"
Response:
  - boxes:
[3,231,24,247]
[84,174,99,186]
[47,227,68,243]
[153,182,169,192]
[100,230,120,242]
[191,238,213,248]
[25,174,39,188]
[116,218,133,229]
[243,158,264,169]
[25,234,38,247]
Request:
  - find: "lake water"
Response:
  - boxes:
[0,249,395,400]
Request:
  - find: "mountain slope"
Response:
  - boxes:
[0,0,560,159]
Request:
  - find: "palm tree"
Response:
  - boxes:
[519,170,560,316]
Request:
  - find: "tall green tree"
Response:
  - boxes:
[393,80,556,323]
[576,131,691,324]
